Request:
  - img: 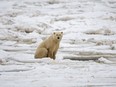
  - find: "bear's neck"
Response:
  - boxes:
[53,39,60,44]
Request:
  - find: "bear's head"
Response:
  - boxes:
[52,32,63,42]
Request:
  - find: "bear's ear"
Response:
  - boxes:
[61,32,63,34]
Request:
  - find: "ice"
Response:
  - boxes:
[0,0,116,87]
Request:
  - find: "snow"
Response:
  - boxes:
[0,0,116,87]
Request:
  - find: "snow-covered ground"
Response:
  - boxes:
[0,0,116,87]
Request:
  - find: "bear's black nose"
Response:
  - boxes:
[57,37,60,39]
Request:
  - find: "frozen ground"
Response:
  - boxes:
[0,0,116,87]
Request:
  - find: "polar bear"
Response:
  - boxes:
[34,32,63,60]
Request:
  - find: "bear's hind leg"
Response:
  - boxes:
[34,48,48,59]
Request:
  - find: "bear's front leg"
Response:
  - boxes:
[48,49,54,59]
[53,51,57,60]
[48,52,53,59]
[53,55,56,60]
[53,48,59,60]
